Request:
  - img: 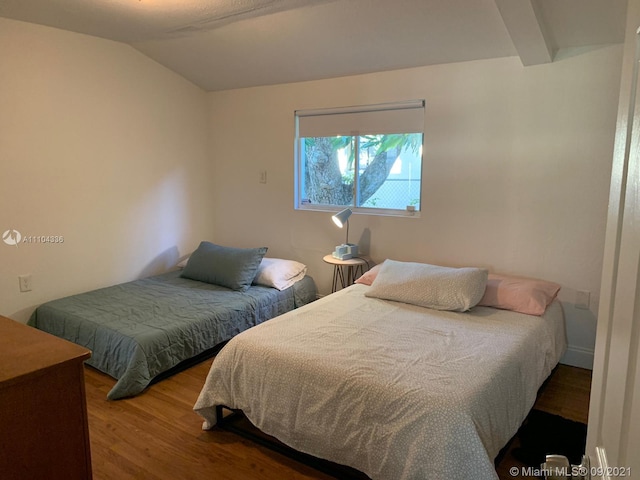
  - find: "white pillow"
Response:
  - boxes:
[365,260,488,312]
[253,258,307,291]
[176,257,190,269]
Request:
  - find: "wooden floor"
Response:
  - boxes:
[496,365,591,480]
[84,362,591,480]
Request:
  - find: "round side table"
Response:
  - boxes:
[322,255,369,293]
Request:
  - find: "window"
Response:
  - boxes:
[295,100,425,215]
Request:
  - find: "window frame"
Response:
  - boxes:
[294,100,425,218]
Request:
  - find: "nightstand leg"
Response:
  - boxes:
[346,265,363,285]
[353,265,363,284]
[332,266,341,293]
[336,266,346,289]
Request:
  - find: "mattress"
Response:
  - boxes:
[28,270,316,400]
[194,283,566,480]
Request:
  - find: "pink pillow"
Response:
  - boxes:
[355,262,383,285]
[478,273,560,316]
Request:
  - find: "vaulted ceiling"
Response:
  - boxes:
[0,0,627,91]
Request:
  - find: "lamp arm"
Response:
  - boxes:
[345,219,349,245]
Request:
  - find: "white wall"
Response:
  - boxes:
[207,46,623,369]
[0,18,214,322]
[0,16,622,368]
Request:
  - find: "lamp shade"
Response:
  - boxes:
[331,208,352,228]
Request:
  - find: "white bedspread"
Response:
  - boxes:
[194,284,566,480]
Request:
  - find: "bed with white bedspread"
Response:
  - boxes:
[194,280,566,480]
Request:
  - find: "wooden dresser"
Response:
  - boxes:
[0,315,92,480]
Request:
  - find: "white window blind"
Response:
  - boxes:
[296,100,425,137]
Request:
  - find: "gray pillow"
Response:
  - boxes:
[181,241,268,291]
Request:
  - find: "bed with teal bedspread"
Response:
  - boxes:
[28,270,316,400]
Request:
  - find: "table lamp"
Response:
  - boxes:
[331,208,359,260]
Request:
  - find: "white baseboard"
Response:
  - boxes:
[561,345,594,370]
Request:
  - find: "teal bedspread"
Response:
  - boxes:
[28,271,316,400]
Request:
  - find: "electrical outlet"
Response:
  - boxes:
[259,170,267,184]
[576,290,590,309]
[19,274,32,292]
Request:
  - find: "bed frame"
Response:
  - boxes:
[214,405,368,480]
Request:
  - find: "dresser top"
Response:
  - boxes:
[0,315,91,386]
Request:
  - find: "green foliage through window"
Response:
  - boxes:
[299,133,423,210]
[295,101,425,213]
